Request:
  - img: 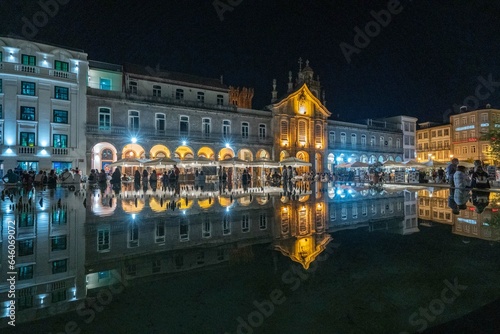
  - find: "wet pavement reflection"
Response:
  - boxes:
[1,183,499,333]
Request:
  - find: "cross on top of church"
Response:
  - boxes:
[298,57,303,71]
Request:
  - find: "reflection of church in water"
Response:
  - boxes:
[1,183,432,326]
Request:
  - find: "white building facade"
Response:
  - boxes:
[0,37,88,176]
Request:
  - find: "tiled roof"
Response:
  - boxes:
[123,63,228,90]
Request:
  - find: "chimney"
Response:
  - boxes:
[460,106,467,113]
[486,103,491,109]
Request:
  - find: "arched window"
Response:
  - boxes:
[102,149,113,160]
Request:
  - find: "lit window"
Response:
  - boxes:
[53,134,68,148]
[53,110,68,124]
[99,78,111,90]
[20,132,35,147]
[54,86,69,100]
[21,54,36,66]
[21,81,36,95]
[54,60,69,72]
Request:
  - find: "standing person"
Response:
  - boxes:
[173,165,180,195]
[227,168,233,191]
[73,168,82,191]
[111,168,121,191]
[98,169,108,191]
[281,165,288,193]
[150,169,158,190]
[241,169,249,192]
[134,170,141,190]
[446,158,459,187]
[437,167,445,183]
[199,170,206,192]
[221,167,227,192]
[453,165,470,189]
[48,169,58,189]
[142,169,149,190]
[168,169,176,192]
[287,166,294,193]
[34,170,44,187]
[471,165,490,189]
[194,170,200,191]
[60,168,73,186]
[162,171,169,191]
[88,169,97,186]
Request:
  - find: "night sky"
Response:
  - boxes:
[2,0,500,124]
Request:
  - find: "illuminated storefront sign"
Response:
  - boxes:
[455,125,475,131]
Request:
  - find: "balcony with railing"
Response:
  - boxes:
[8,145,70,156]
[52,148,69,155]
[329,142,404,154]
[0,62,77,81]
[86,124,273,145]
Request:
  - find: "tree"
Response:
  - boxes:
[480,129,500,163]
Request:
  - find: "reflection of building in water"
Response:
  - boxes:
[272,194,332,269]
[0,190,86,325]
[417,188,453,226]
[85,192,275,291]
[451,191,500,242]
[326,186,416,235]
